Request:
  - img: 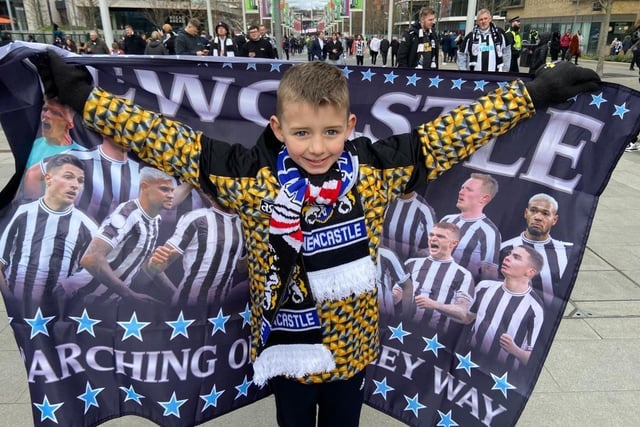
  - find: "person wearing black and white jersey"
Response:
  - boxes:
[441,173,501,283]
[457,8,509,72]
[77,167,176,306]
[0,154,97,313]
[500,193,572,309]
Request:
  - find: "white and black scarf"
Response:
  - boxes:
[467,23,504,71]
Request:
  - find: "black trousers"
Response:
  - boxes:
[270,369,366,427]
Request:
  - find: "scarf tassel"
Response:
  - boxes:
[307,257,377,302]
[252,344,336,386]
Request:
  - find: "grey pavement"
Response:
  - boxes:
[0,55,638,426]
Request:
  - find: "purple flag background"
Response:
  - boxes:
[1,42,639,426]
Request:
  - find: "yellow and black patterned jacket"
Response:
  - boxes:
[81,81,535,384]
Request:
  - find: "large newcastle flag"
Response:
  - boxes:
[1,42,639,426]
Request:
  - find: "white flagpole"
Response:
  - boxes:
[361,0,366,36]
[242,0,247,32]
[98,0,114,50]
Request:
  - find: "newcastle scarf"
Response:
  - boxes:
[252,147,376,385]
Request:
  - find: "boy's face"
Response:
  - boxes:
[270,102,356,175]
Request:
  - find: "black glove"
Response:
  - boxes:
[525,61,601,108]
[33,50,94,114]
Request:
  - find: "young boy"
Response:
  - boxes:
[38,52,599,426]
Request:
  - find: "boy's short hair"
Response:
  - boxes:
[276,62,350,118]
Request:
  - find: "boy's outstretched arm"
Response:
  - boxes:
[35,50,203,186]
[417,61,600,181]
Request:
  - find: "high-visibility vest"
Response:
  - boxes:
[507,28,522,50]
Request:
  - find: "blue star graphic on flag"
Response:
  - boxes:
[491,372,516,398]
[77,381,104,414]
[166,311,194,340]
[246,62,257,70]
[497,81,509,90]
[384,71,399,84]
[429,75,444,88]
[70,309,101,337]
[120,385,145,405]
[239,303,251,328]
[451,78,466,90]
[270,63,281,72]
[159,391,188,418]
[222,62,233,68]
[200,385,225,412]
[235,375,252,399]
[423,334,445,357]
[361,68,375,81]
[372,377,395,400]
[455,351,478,376]
[406,73,421,86]
[209,308,230,335]
[403,393,426,417]
[613,102,630,119]
[117,312,150,342]
[342,66,353,79]
[34,395,63,423]
[589,92,607,109]
[473,80,488,91]
[25,308,55,339]
[388,321,411,343]
[437,409,459,427]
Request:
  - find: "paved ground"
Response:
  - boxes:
[0,55,638,426]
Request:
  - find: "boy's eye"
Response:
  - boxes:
[294,130,307,137]
[326,130,339,136]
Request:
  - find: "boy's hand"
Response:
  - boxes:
[33,50,94,114]
[525,61,601,108]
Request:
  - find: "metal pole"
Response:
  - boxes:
[465,0,477,34]
[386,0,393,41]
[273,0,283,48]
[362,0,366,37]
[5,0,15,31]
[206,0,214,34]
[98,0,114,50]
[241,0,247,33]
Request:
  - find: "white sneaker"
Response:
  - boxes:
[625,142,640,152]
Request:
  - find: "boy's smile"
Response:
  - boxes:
[270,101,356,175]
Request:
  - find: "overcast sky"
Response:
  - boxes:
[286,0,329,9]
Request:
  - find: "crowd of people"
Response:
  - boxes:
[4,13,637,81]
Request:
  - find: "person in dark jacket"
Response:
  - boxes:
[529,32,551,76]
[379,37,390,66]
[549,31,561,61]
[123,25,146,54]
[145,31,168,55]
[397,7,438,69]
[324,32,344,64]
[239,25,275,58]
[309,31,326,61]
[175,18,207,56]
[390,36,400,67]
[162,24,177,54]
